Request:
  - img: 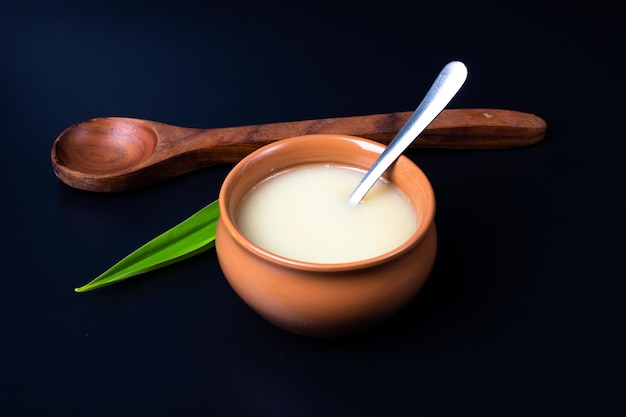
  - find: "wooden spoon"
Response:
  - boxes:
[51,108,546,192]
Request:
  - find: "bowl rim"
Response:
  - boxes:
[217,134,436,272]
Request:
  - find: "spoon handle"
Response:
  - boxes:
[181,108,546,165]
[349,61,468,205]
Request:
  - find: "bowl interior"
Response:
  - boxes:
[219,134,435,267]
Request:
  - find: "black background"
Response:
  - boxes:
[2,1,624,416]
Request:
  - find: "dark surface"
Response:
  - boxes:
[2,1,624,416]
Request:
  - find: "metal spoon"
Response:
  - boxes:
[348,61,468,205]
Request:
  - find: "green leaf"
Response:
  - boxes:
[75,199,220,293]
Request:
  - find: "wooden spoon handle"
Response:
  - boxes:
[175,108,546,165]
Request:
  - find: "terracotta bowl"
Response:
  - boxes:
[216,134,437,337]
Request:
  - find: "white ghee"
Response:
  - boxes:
[236,164,419,264]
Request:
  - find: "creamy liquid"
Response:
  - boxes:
[235,164,419,264]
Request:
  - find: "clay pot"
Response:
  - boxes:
[216,134,437,337]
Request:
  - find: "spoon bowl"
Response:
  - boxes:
[55,118,159,175]
[51,109,547,192]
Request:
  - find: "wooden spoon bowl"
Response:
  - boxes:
[54,118,159,175]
